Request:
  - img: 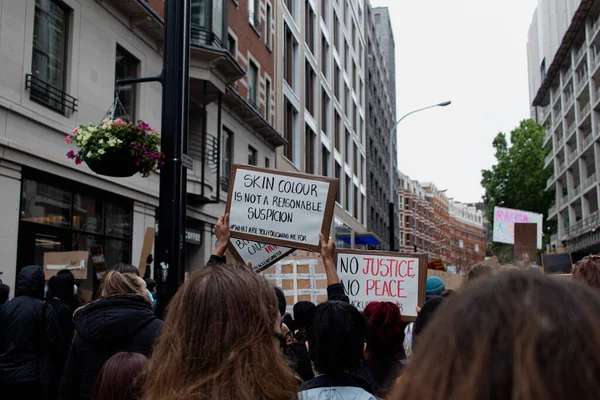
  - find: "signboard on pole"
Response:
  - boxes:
[335,250,427,321]
[229,238,295,273]
[225,164,338,251]
[493,206,543,249]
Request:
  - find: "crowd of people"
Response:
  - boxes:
[2,214,600,399]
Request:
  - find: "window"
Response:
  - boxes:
[284,98,297,162]
[375,13,381,22]
[322,145,330,176]
[31,0,69,113]
[321,34,330,80]
[265,157,270,168]
[228,34,237,54]
[249,0,260,30]
[334,63,341,100]
[248,146,258,165]
[222,127,233,187]
[335,162,342,203]
[114,46,140,122]
[334,14,340,51]
[345,129,350,163]
[265,78,271,121]
[305,61,316,116]
[248,61,259,108]
[361,194,365,223]
[266,3,272,48]
[352,21,356,48]
[321,88,330,136]
[305,1,316,54]
[344,40,350,72]
[305,125,316,174]
[353,141,358,176]
[361,155,365,182]
[284,26,298,89]
[321,0,329,23]
[353,185,358,217]
[284,0,294,18]
[334,111,341,151]
[540,58,546,81]
[475,243,479,252]
[345,175,351,211]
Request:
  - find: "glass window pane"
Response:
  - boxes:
[115,46,139,121]
[35,232,67,267]
[72,194,103,234]
[105,202,132,239]
[21,179,72,228]
[33,0,67,90]
[104,239,132,269]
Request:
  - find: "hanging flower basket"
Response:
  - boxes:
[66,119,164,178]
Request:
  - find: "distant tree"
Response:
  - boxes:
[481,119,555,263]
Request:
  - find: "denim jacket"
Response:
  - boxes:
[298,373,379,400]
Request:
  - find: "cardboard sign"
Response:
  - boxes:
[262,256,328,314]
[542,253,573,274]
[514,223,538,267]
[493,206,543,249]
[225,165,338,252]
[90,244,107,280]
[138,227,155,278]
[229,238,295,273]
[335,250,427,321]
[427,269,464,291]
[43,251,89,280]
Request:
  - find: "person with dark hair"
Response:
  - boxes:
[358,302,405,397]
[90,352,147,400]
[144,278,157,308]
[142,263,298,400]
[389,271,600,400]
[292,301,316,342]
[573,254,600,289]
[274,285,287,318]
[299,301,376,399]
[0,280,9,306]
[0,266,61,400]
[111,263,140,276]
[50,271,82,313]
[286,301,316,382]
[412,296,444,351]
[46,276,76,395]
[59,270,162,400]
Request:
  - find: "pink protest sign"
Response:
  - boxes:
[493,206,543,249]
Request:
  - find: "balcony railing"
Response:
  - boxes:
[577,73,588,93]
[567,121,577,138]
[247,95,259,110]
[569,186,581,200]
[551,233,558,244]
[547,175,555,188]
[249,10,262,34]
[564,65,573,82]
[595,87,600,103]
[549,205,557,216]
[576,46,587,64]
[545,153,553,166]
[559,195,568,208]
[544,130,552,143]
[566,211,600,240]
[567,148,579,164]
[580,103,591,119]
[594,18,600,36]
[190,24,225,49]
[581,134,594,151]
[557,161,566,174]
[25,74,78,116]
[586,173,597,190]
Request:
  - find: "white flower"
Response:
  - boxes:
[98,149,105,155]
[99,139,104,144]
[87,151,93,157]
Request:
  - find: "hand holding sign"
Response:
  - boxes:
[214,214,231,257]
[319,233,339,286]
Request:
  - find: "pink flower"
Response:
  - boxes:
[65,135,73,144]
[72,127,81,135]
[67,150,75,159]
[114,118,126,128]
[75,157,82,165]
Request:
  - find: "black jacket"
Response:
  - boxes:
[58,294,162,400]
[0,266,61,385]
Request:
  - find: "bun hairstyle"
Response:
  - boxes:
[101,270,145,298]
[363,302,404,361]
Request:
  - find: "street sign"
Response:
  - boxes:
[182,154,193,170]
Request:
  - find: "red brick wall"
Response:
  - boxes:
[146,0,164,18]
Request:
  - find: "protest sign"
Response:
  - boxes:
[427,269,464,291]
[138,227,155,277]
[43,251,88,279]
[335,250,427,321]
[493,206,543,249]
[229,238,294,273]
[262,256,328,313]
[541,253,573,274]
[514,223,538,268]
[90,244,107,280]
[225,165,338,252]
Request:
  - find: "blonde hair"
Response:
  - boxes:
[101,270,145,297]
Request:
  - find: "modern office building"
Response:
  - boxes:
[527,0,600,255]
[0,0,282,295]
[364,3,398,250]
[276,0,369,247]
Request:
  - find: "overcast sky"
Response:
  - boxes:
[372,0,538,203]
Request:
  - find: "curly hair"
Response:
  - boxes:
[573,255,600,289]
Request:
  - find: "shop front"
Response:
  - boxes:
[17,169,134,294]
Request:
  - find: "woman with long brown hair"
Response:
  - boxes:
[143,263,298,400]
[389,271,600,400]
